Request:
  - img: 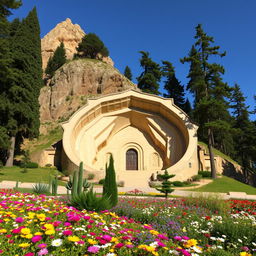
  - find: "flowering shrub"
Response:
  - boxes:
[0,192,206,256]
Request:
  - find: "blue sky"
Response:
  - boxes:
[11,0,256,120]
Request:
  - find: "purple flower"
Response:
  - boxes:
[174,235,182,241]
[87,246,100,254]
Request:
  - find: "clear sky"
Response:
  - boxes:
[10,0,256,120]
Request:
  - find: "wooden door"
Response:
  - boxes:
[126,149,138,170]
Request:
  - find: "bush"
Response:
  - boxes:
[87,173,95,180]
[45,163,52,167]
[172,181,184,187]
[98,178,105,185]
[117,181,125,187]
[191,174,202,181]
[20,161,38,168]
[198,170,211,178]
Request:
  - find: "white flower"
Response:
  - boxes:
[51,238,63,247]
[106,253,116,256]
[238,239,243,243]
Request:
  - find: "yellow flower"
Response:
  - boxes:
[27,212,35,219]
[111,237,118,243]
[20,228,31,235]
[0,229,7,233]
[45,229,55,235]
[34,232,43,236]
[240,253,252,256]
[149,230,159,236]
[18,243,30,248]
[37,213,46,221]
[44,223,54,230]
[68,236,80,242]
[184,239,198,248]
[25,234,33,239]
[88,238,97,245]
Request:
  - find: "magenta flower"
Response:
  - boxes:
[31,235,42,243]
[38,248,48,256]
[115,243,124,248]
[15,217,24,223]
[174,236,182,241]
[38,243,47,249]
[157,234,168,240]
[157,241,166,247]
[102,235,112,242]
[24,253,34,256]
[181,236,190,240]
[87,246,100,254]
[63,230,73,236]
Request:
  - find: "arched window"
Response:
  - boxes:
[126,149,138,170]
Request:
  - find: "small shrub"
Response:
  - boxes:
[172,181,184,187]
[98,178,105,185]
[45,163,52,167]
[191,174,202,181]
[20,161,38,168]
[117,181,125,187]
[183,180,192,186]
[32,183,50,195]
[87,173,95,180]
[198,170,211,178]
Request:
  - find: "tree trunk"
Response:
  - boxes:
[208,128,217,179]
[5,136,15,167]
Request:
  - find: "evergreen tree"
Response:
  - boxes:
[137,51,161,95]
[231,84,256,181]
[162,60,186,109]
[76,33,109,59]
[124,65,132,80]
[181,24,233,178]
[0,0,21,18]
[103,154,118,207]
[156,170,175,199]
[45,42,66,78]
[183,98,192,116]
[4,7,42,166]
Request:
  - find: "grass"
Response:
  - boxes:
[0,166,65,185]
[189,175,256,195]
[198,141,239,165]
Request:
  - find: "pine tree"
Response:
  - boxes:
[124,66,132,80]
[137,51,161,95]
[156,170,175,199]
[183,98,192,116]
[181,24,233,179]
[4,7,42,166]
[76,33,109,59]
[162,60,186,109]
[0,0,21,18]
[45,42,66,78]
[103,154,118,207]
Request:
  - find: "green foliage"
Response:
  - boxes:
[20,161,38,169]
[50,175,58,196]
[124,65,132,80]
[103,154,118,207]
[191,174,202,181]
[87,173,95,180]
[69,188,111,212]
[162,60,186,109]
[205,249,235,256]
[32,182,50,195]
[172,181,184,187]
[45,42,66,78]
[137,51,161,95]
[198,170,211,178]
[98,178,105,185]
[0,0,22,18]
[76,33,109,59]
[156,170,175,198]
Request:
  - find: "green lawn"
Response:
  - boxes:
[189,176,256,195]
[0,166,65,185]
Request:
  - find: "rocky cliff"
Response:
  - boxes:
[39,59,136,122]
[41,18,113,70]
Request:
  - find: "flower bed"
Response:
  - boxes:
[0,192,206,256]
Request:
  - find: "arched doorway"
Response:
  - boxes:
[126,149,138,170]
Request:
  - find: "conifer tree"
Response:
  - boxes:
[183,98,192,116]
[181,24,232,179]
[124,65,132,80]
[76,33,109,59]
[103,154,118,207]
[162,60,186,109]
[45,42,66,78]
[137,51,161,95]
[156,170,175,199]
[4,7,42,166]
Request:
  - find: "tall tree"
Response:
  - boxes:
[162,60,186,109]
[4,7,42,166]
[137,51,161,95]
[76,33,109,59]
[181,24,232,179]
[231,84,256,181]
[124,65,132,80]
[45,42,67,78]
[0,0,22,164]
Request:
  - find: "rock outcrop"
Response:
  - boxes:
[41,18,113,70]
[39,59,136,122]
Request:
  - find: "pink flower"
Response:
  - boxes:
[38,248,48,256]
[24,253,34,256]
[31,235,42,243]
[87,246,100,254]
[68,214,80,222]
[63,230,72,236]
[115,243,124,248]
[38,243,47,249]
[102,235,112,242]
[157,234,168,240]
[64,222,71,226]
[126,244,134,248]
[181,236,190,240]
[15,217,24,223]
[157,241,166,247]
[174,236,182,241]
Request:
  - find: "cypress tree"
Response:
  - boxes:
[124,66,132,80]
[4,7,42,166]
[76,33,109,59]
[103,154,118,207]
[45,42,66,78]
[162,60,186,109]
[181,24,233,179]
[137,51,161,95]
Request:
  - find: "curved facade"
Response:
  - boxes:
[62,90,198,187]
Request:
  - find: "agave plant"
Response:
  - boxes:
[32,182,50,195]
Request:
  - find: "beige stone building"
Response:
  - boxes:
[60,89,198,187]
